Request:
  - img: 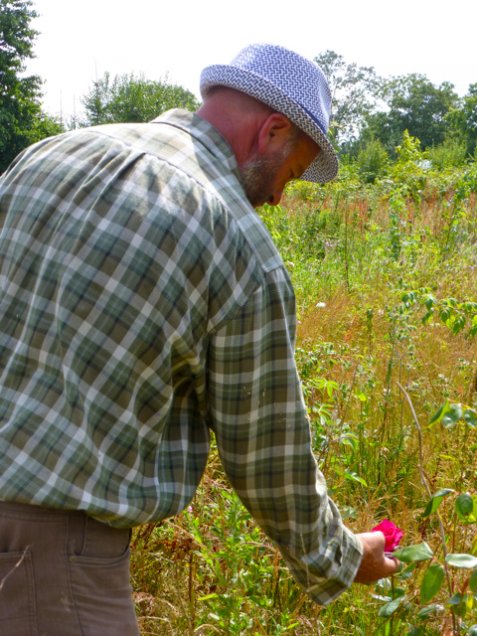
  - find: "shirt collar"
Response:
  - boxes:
[151,109,240,181]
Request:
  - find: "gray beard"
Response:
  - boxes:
[238,156,279,208]
[238,139,297,208]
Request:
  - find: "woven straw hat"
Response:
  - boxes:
[200,43,338,184]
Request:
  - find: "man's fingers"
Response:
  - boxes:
[385,555,403,574]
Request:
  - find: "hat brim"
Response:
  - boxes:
[200,64,339,184]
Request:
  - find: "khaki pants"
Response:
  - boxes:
[0,501,140,636]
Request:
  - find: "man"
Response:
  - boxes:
[0,43,399,634]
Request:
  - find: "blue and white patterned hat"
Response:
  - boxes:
[200,43,338,184]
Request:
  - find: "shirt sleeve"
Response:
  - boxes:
[207,266,363,605]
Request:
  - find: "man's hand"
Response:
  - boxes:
[354,531,401,583]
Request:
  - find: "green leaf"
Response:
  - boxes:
[394,542,433,563]
[399,562,417,580]
[463,409,477,428]
[429,401,450,425]
[455,493,477,523]
[424,294,436,310]
[451,314,466,334]
[401,291,415,306]
[439,307,451,323]
[422,488,455,517]
[433,487,455,497]
[378,595,406,617]
[448,592,464,606]
[456,493,474,515]
[344,471,368,487]
[416,603,444,619]
[422,309,434,324]
[420,563,445,603]
[469,316,477,337]
[445,553,477,569]
[441,403,463,429]
[447,592,467,617]
[198,593,219,601]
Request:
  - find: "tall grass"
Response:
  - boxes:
[131,159,477,635]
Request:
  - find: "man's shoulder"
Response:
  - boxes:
[3,111,286,278]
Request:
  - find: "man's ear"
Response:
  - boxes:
[257,113,293,155]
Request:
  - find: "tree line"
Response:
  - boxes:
[315,50,477,177]
[1,0,476,175]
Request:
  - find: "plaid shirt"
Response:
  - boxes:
[0,109,362,604]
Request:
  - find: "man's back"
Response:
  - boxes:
[0,110,278,526]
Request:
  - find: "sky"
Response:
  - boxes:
[26,0,477,122]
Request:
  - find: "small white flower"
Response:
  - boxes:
[315,302,327,308]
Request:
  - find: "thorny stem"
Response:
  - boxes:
[397,382,458,635]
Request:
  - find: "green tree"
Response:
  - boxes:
[313,50,381,150]
[363,74,459,154]
[445,83,477,157]
[0,0,63,172]
[82,72,200,126]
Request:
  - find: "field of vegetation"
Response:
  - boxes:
[2,3,476,634]
[129,138,477,635]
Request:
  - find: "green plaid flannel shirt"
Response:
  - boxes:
[0,109,362,604]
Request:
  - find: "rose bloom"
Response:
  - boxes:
[371,519,403,552]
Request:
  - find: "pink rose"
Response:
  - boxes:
[371,519,403,552]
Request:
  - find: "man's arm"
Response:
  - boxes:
[207,267,363,604]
